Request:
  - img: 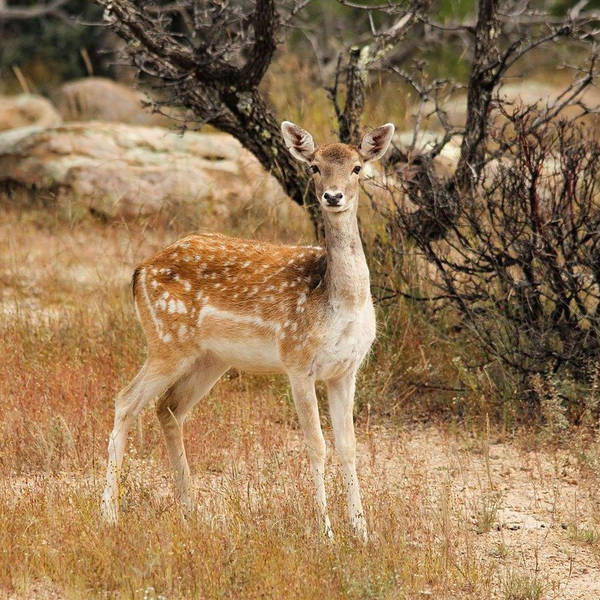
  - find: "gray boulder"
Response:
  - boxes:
[0,121,278,218]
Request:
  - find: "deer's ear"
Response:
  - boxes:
[281,121,315,163]
[359,123,395,162]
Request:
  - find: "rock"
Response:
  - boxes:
[393,130,463,178]
[53,77,170,126]
[0,121,280,218]
[0,94,62,131]
[496,509,547,531]
[409,80,600,130]
[395,130,462,160]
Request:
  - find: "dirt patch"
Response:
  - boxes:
[1,425,598,599]
[379,427,600,599]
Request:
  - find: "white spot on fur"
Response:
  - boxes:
[178,324,187,340]
[151,280,158,289]
[137,268,167,342]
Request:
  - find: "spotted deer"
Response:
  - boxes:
[100,120,395,540]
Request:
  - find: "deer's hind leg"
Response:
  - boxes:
[156,353,228,512]
[101,359,179,523]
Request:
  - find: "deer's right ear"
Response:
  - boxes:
[281,121,315,163]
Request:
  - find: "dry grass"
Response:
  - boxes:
[1,193,600,599]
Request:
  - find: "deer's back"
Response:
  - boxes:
[131,233,331,372]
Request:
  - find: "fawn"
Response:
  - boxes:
[100,120,395,540]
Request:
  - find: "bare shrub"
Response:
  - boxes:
[384,111,600,415]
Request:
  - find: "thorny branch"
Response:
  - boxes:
[328,2,423,144]
[375,0,600,241]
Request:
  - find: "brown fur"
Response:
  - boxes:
[134,233,329,369]
[316,144,358,163]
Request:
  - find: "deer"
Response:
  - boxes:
[100,120,395,541]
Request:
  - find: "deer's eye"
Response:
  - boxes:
[353,165,361,174]
[310,165,320,174]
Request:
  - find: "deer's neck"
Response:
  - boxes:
[323,210,370,311]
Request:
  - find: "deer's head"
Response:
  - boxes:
[281,121,394,215]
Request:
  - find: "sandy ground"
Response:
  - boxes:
[386,427,600,599]
[3,424,598,599]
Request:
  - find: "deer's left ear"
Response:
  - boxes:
[359,123,395,162]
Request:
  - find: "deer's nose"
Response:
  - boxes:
[323,191,344,206]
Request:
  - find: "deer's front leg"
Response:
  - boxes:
[288,373,332,539]
[327,371,367,542]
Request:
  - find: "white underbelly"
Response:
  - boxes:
[193,308,285,373]
[201,335,284,373]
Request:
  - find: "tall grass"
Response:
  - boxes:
[1,290,499,599]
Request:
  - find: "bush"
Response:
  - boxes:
[380,110,600,419]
